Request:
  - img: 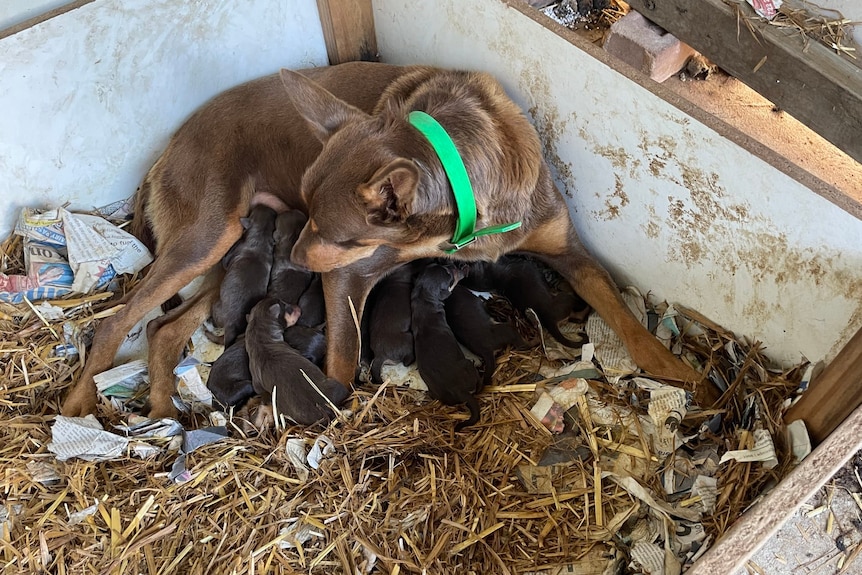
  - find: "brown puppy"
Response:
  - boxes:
[246,297,349,426]
[211,204,277,347]
[280,67,704,402]
[411,263,481,431]
[445,284,527,388]
[208,301,305,409]
[267,209,313,305]
[367,263,415,385]
[61,62,420,418]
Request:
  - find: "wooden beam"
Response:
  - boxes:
[691,402,862,573]
[784,325,862,445]
[624,0,862,166]
[316,0,378,65]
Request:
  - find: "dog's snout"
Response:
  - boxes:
[290,245,309,271]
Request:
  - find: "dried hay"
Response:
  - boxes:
[729,0,858,60]
[1,230,807,574]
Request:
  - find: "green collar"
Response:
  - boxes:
[408,111,521,253]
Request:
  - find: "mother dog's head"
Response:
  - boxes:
[279,68,456,273]
[279,65,542,273]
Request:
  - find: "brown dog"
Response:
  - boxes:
[280,67,705,400]
[60,62,422,418]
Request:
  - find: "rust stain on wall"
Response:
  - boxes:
[596,174,630,221]
[642,205,661,239]
[531,105,574,189]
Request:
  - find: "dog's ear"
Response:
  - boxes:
[357,158,420,225]
[240,217,251,230]
[279,69,367,143]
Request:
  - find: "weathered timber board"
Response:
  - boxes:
[625,0,862,167]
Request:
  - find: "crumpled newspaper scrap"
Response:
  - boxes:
[747,0,782,19]
[526,357,786,572]
[284,434,337,484]
[46,413,229,485]
[1,204,152,303]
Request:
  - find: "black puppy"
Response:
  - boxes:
[206,335,254,409]
[367,264,415,385]
[211,205,277,347]
[245,297,349,426]
[411,263,481,431]
[296,273,325,328]
[267,209,313,305]
[445,285,527,388]
[283,324,327,367]
[462,255,583,347]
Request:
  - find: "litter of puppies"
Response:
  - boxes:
[0,214,814,574]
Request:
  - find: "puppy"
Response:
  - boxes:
[211,204,277,347]
[367,264,415,384]
[206,335,254,409]
[462,255,582,347]
[245,297,349,426]
[296,273,325,328]
[445,284,527,388]
[267,209,313,305]
[411,263,481,431]
[283,324,327,367]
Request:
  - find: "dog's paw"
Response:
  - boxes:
[145,400,179,421]
[61,384,97,417]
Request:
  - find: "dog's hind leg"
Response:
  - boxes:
[61,222,243,417]
[145,269,223,418]
[519,211,710,398]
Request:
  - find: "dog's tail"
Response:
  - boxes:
[128,175,157,254]
[455,395,481,432]
[546,322,582,348]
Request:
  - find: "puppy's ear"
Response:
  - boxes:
[357,158,420,225]
[280,69,368,143]
[240,217,251,230]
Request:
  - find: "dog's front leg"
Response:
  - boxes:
[322,257,402,385]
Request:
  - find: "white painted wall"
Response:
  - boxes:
[0,0,72,31]
[373,0,862,367]
[0,0,328,235]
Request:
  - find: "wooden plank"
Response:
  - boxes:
[689,402,862,574]
[316,0,378,65]
[785,325,862,445]
[0,1,94,40]
[624,0,862,166]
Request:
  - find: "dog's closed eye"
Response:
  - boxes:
[335,238,363,248]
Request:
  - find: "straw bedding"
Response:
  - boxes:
[0,232,806,574]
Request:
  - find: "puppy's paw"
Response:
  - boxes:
[234,397,274,435]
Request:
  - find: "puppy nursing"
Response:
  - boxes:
[410,263,481,432]
[246,298,349,426]
[211,205,277,348]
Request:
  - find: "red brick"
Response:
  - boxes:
[603,11,696,82]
